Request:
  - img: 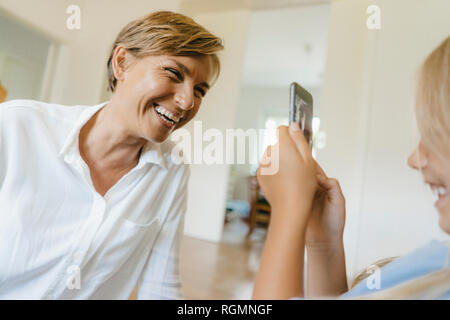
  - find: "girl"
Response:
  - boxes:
[253,37,450,300]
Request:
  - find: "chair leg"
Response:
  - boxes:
[246,223,254,239]
[246,207,256,239]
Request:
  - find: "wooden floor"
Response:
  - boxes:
[128,217,267,300]
[180,217,267,300]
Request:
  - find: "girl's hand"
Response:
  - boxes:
[257,123,318,227]
[306,160,346,246]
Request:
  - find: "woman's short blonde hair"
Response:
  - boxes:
[415,36,450,158]
[107,11,224,92]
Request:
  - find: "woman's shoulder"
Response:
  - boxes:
[0,99,88,125]
[0,100,96,155]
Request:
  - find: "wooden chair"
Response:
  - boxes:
[246,175,271,238]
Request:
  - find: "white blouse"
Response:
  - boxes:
[0,99,189,299]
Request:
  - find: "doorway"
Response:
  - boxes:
[0,12,55,101]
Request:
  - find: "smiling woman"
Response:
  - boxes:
[0,11,223,299]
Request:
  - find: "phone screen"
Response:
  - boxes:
[289,82,313,148]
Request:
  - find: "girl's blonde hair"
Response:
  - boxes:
[107,11,224,92]
[415,36,450,159]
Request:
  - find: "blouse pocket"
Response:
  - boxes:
[122,216,161,229]
[78,216,162,296]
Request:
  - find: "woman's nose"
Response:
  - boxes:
[174,86,195,111]
[407,149,427,170]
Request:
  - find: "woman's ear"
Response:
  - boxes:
[112,46,129,84]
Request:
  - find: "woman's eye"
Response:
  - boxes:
[164,67,205,98]
[165,68,182,81]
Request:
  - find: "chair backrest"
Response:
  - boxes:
[247,176,259,205]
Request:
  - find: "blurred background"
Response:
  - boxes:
[0,0,449,299]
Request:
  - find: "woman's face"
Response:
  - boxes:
[113,51,213,143]
[408,141,450,233]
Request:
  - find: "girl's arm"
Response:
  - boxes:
[252,123,348,299]
[252,205,310,299]
[252,123,318,299]
[306,240,348,298]
[305,172,348,298]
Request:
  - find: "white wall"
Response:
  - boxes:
[179,9,250,242]
[319,0,450,280]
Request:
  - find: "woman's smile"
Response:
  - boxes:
[151,105,176,129]
[154,104,183,123]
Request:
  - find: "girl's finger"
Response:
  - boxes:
[317,175,344,202]
[277,126,304,162]
[288,122,312,160]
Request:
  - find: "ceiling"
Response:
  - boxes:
[180,0,330,12]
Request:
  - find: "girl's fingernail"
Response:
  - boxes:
[290,122,300,131]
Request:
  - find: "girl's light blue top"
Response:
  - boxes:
[342,240,450,299]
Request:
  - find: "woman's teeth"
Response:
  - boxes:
[154,105,180,123]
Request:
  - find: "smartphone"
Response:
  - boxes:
[289,82,313,148]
